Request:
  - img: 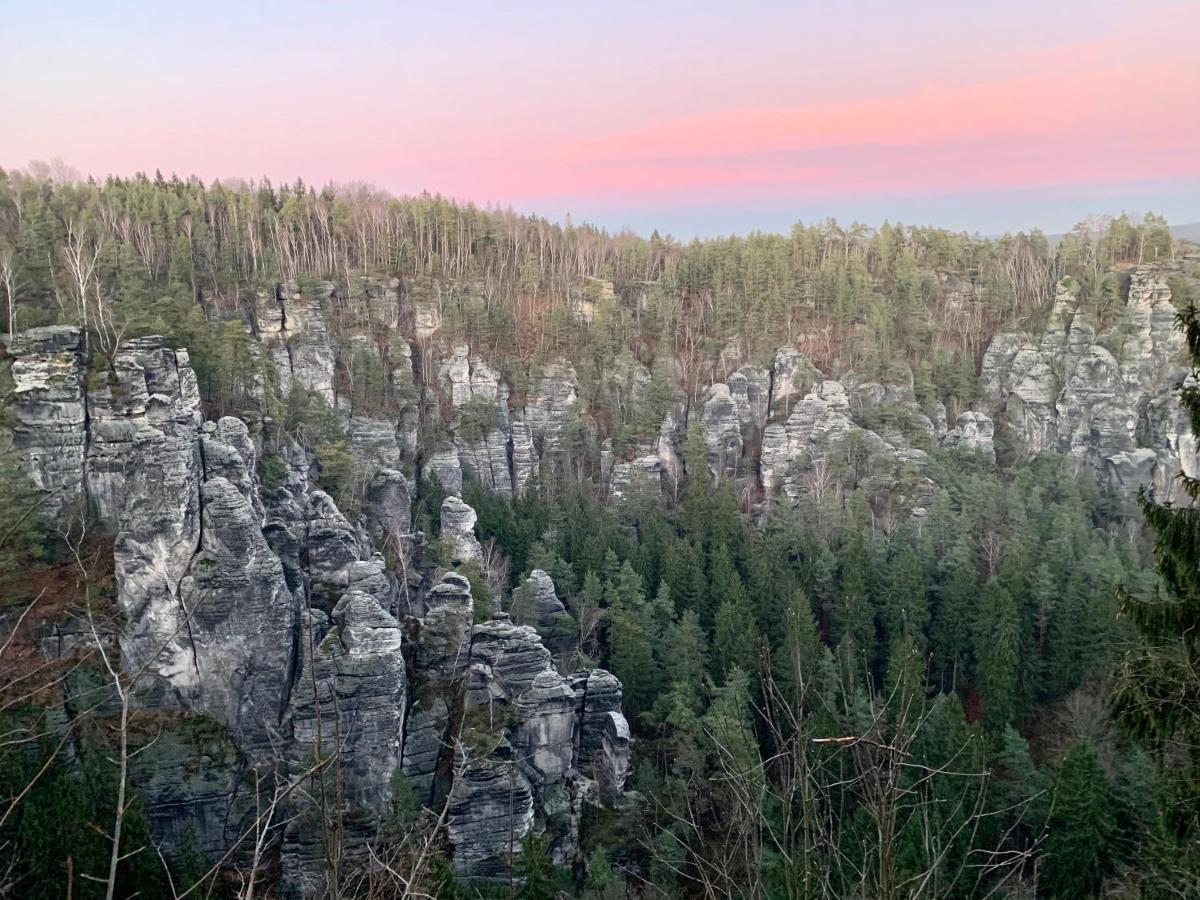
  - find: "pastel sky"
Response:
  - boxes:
[4,0,1199,237]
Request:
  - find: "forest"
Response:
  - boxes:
[0,167,1197,899]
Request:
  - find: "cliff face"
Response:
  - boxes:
[4,326,632,895]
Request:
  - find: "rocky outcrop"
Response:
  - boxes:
[180,475,298,758]
[366,467,413,540]
[701,382,744,479]
[769,346,814,417]
[2,325,88,518]
[256,280,336,403]
[284,591,408,893]
[9,326,635,893]
[760,379,932,515]
[94,338,206,699]
[441,495,482,566]
[403,572,474,803]
[982,268,1195,498]
[941,411,995,461]
[447,759,535,880]
[304,491,391,614]
[424,443,464,495]
[513,570,575,660]
[525,363,578,459]
[347,416,403,473]
[438,345,520,497]
[572,669,632,796]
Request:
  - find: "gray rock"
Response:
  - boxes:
[347,416,403,472]
[366,467,413,539]
[305,491,390,613]
[403,573,475,802]
[441,495,482,566]
[425,444,463,496]
[981,267,1194,497]
[524,362,578,457]
[256,280,336,403]
[769,346,815,417]
[513,570,575,659]
[940,411,996,461]
[180,476,298,758]
[447,759,534,880]
[2,325,88,518]
[284,591,407,894]
[701,382,743,479]
[571,669,631,796]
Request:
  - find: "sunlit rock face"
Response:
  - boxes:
[982,267,1195,499]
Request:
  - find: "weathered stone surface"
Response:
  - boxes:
[524,362,578,457]
[425,443,463,496]
[941,411,995,461]
[769,346,815,417]
[511,669,578,786]
[441,495,482,566]
[97,339,205,699]
[88,336,203,528]
[1,323,640,891]
[514,570,575,659]
[366,467,413,539]
[284,590,407,895]
[403,573,475,802]
[759,380,931,515]
[201,416,265,520]
[347,416,402,472]
[571,669,632,796]
[466,619,556,708]
[256,280,336,403]
[180,476,298,757]
[982,268,1194,497]
[447,758,534,880]
[701,382,744,479]
[511,414,539,496]
[609,455,664,501]
[728,364,770,437]
[305,491,390,613]
[2,325,88,518]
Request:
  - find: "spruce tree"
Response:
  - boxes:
[1113,300,1200,868]
[1042,741,1115,899]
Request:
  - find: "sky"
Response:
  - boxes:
[3,0,1199,238]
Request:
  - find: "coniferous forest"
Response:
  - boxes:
[1,168,1199,899]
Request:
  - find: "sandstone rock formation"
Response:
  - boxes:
[6,327,632,894]
[2,325,88,518]
[982,268,1195,498]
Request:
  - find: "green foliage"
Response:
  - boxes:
[0,717,193,899]
[1041,741,1116,898]
[457,559,493,623]
[257,452,288,493]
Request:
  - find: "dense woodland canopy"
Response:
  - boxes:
[0,166,1177,395]
[0,166,1197,898]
